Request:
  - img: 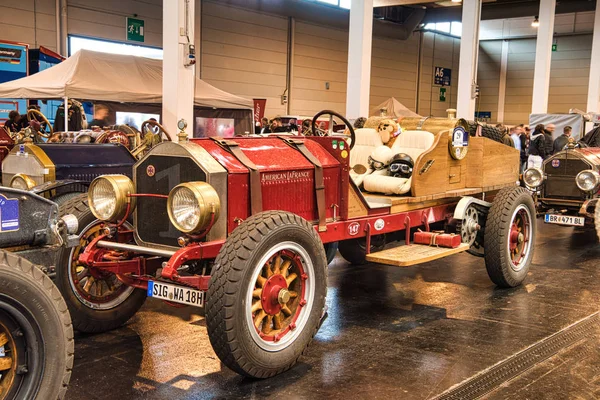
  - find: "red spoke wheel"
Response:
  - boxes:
[56,195,146,333]
[484,187,536,287]
[207,211,327,378]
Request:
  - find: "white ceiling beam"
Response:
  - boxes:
[373,0,438,6]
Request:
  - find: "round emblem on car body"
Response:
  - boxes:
[551,159,560,168]
[146,165,156,177]
[374,219,385,231]
[348,222,360,236]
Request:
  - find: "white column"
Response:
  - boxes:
[345,0,373,120]
[496,40,509,123]
[456,0,481,120]
[163,0,195,140]
[587,0,600,121]
[531,0,556,114]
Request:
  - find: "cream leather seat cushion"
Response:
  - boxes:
[363,130,435,195]
[390,130,435,161]
[363,174,412,195]
[349,128,384,187]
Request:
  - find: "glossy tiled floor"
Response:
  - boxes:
[65,221,600,399]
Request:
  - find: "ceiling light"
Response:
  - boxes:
[451,0,462,2]
[532,16,540,28]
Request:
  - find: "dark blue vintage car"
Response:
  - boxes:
[1,142,135,203]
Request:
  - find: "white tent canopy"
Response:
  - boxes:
[370,97,420,118]
[0,49,253,110]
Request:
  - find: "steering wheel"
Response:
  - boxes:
[27,109,53,138]
[142,120,171,142]
[311,110,355,150]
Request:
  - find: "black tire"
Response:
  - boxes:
[338,235,386,265]
[52,192,84,206]
[0,251,73,400]
[324,242,338,265]
[467,121,505,144]
[484,187,536,287]
[206,211,327,378]
[56,194,146,333]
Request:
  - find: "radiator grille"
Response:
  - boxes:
[135,155,206,247]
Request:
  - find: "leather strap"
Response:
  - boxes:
[211,138,263,215]
[280,137,327,232]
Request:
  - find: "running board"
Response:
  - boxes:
[366,243,470,267]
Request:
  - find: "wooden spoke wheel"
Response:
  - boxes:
[68,221,135,310]
[26,109,53,138]
[249,248,309,348]
[0,251,72,400]
[0,319,17,400]
[56,195,147,333]
[207,211,327,378]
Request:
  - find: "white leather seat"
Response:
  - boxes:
[390,130,435,161]
[349,128,384,187]
[363,130,435,195]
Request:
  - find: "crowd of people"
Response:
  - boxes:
[495,122,573,171]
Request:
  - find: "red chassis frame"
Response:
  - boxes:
[78,199,455,293]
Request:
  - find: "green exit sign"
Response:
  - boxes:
[126,17,145,42]
[552,43,557,52]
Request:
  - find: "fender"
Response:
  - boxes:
[32,179,90,195]
[453,196,492,220]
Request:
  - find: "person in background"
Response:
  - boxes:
[272,117,286,133]
[510,126,522,152]
[89,104,110,128]
[528,124,547,168]
[4,111,21,133]
[544,123,555,156]
[520,125,530,172]
[288,119,298,132]
[354,117,367,129]
[259,117,270,134]
[497,123,515,147]
[553,125,572,154]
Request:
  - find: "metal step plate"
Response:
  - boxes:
[365,243,470,267]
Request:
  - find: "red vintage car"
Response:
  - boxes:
[55,111,534,379]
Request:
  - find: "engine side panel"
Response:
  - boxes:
[195,137,342,231]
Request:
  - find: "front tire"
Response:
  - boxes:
[56,195,146,333]
[0,251,73,400]
[206,211,327,378]
[484,187,536,287]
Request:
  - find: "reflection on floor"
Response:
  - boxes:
[65,221,600,400]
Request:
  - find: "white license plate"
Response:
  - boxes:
[544,214,585,226]
[147,281,205,307]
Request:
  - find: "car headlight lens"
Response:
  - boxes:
[88,175,136,222]
[168,182,220,234]
[576,170,600,192]
[10,173,36,190]
[523,168,544,188]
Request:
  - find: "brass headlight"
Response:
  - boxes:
[167,182,220,234]
[88,175,136,222]
[576,170,600,192]
[523,167,544,188]
[10,173,36,190]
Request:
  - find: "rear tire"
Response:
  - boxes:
[484,187,536,287]
[324,242,338,265]
[338,236,386,265]
[206,211,327,378]
[56,194,146,333]
[0,251,73,400]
